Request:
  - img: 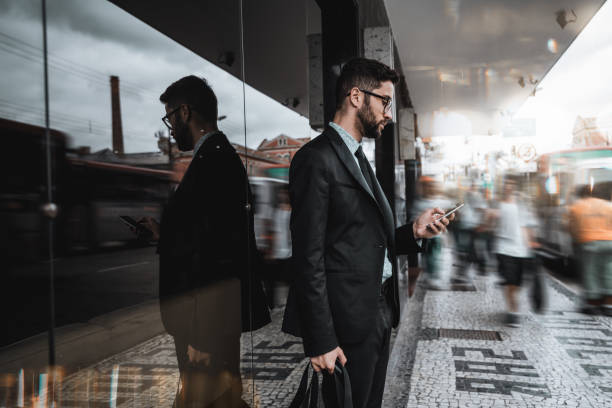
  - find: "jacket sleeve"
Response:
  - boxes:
[289,147,338,357]
[395,222,423,255]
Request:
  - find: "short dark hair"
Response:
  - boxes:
[335,58,399,109]
[160,75,218,123]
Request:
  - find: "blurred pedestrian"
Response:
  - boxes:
[453,182,487,282]
[266,186,292,308]
[568,184,612,316]
[492,180,539,326]
[412,177,451,289]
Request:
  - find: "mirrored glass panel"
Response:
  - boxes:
[240,1,321,405]
[0,1,53,405]
[5,0,253,406]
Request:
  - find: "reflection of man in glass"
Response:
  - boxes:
[282,58,451,408]
[143,76,270,407]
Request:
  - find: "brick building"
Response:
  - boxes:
[256,134,311,163]
[231,143,285,177]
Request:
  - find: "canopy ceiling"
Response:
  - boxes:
[384,0,607,137]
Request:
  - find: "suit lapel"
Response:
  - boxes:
[325,129,376,202]
[325,129,395,240]
[365,160,396,244]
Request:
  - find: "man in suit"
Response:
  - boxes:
[143,75,270,407]
[282,58,451,408]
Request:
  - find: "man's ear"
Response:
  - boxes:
[347,87,361,108]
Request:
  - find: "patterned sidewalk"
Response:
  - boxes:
[4,250,612,407]
[391,247,612,408]
[42,307,308,408]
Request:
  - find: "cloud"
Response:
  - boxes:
[0,0,313,153]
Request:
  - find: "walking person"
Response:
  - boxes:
[282,58,452,408]
[411,177,451,289]
[492,180,538,326]
[453,183,487,282]
[569,184,612,316]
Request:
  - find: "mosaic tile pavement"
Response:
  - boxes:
[400,249,612,408]
[3,248,611,407]
[0,307,309,407]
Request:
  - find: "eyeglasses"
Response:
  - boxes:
[348,89,393,113]
[161,105,188,130]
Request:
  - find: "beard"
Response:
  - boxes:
[173,116,193,151]
[357,101,386,139]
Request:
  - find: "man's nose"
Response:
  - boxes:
[384,110,393,121]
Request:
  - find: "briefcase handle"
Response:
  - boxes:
[288,361,352,408]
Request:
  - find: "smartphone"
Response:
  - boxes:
[119,215,152,237]
[429,202,464,225]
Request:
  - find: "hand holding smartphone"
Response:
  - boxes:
[432,202,463,223]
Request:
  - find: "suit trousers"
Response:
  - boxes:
[322,296,393,408]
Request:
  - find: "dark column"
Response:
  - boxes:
[404,159,420,216]
[405,157,420,268]
[375,122,396,215]
[110,75,124,155]
[316,0,360,126]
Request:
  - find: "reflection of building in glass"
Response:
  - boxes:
[232,143,286,178]
[256,134,310,163]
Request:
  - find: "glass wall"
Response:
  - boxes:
[0,0,265,405]
[240,0,320,403]
[0,1,52,405]
[1,0,331,406]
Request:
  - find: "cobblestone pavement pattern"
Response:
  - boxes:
[402,248,612,408]
[37,307,308,407]
[4,248,612,407]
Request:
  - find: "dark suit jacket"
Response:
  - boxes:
[282,127,420,357]
[158,132,270,349]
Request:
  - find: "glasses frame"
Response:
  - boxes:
[161,105,185,130]
[347,88,393,113]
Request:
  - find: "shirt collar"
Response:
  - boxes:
[329,122,361,155]
[193,130,221,154]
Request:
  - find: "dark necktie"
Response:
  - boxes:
[355,145,374,194]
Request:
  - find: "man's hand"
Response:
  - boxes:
[138,216,160,241]
[413,207,454,239]
[310,346,347,374]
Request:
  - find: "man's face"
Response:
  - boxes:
[165,104,193,151]
[357,81,394,139]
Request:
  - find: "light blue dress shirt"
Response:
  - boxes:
[329,122,392,282]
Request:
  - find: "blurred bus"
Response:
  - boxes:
[0,118,173,267]
[2,118,296,270]
[62,159,171,252]
[535,147,612,274]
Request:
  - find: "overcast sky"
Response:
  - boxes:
[0,0,317,152]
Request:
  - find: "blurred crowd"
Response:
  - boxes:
[411,174,612,325]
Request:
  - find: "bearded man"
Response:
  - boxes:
[282,58,452,408]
